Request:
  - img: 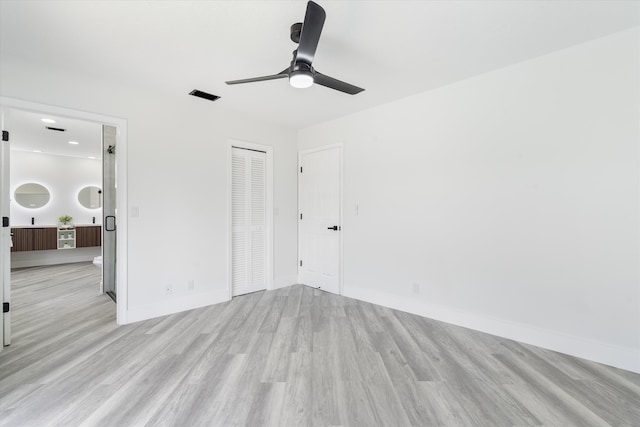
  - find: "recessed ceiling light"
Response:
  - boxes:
[33,150,43,153]
[68,141,79,145]
[88,156,96,159]
[41,118,56,124]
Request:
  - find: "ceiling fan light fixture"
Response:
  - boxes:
[289,70,314,89]
[225,1,364,95]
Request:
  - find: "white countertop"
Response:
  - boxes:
[12,224,102,228]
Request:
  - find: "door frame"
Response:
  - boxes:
[1,106,11,348]
[0,96,129,325]
[297,143,344,295]
[227,139,274,299]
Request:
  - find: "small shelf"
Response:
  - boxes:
[57,228,76,250]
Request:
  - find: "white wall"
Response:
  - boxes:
[1,55,299,323]
[10,151,102,226]
[299,28,640,372]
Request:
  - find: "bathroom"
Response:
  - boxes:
[8,109,103,273]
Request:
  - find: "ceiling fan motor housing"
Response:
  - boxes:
[290,22,303,44]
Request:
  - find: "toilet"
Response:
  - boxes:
[93,256,103,285]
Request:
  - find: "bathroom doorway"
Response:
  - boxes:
[0,97,128,345]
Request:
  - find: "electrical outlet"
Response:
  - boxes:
[165,284,173,295]
[412,282,420,294]
[188,280,195,291]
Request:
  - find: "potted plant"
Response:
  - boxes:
[58,215,73,228]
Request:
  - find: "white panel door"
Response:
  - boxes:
[232,147,267,296]
[299,145,341,294]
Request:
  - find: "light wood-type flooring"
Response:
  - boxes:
[1,262,639,426]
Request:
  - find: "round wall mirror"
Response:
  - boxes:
[78,186,102,209]
[14,183,51,209]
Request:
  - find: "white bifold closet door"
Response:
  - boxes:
[232,147,267,296]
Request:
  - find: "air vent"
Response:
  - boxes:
[46,126,66,132]
[189,89,220,102]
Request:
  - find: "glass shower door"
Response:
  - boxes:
[102,125,117,301]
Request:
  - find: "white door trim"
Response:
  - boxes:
[1,106,11,348]
[297,143,344,294]
[227,139,274,299]
[0,96,129,325]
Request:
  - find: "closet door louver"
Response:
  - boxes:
[231,150,247,295]
[232,147,267,296]
[250,155,266,288]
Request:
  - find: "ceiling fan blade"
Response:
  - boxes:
[295,1,326,65]
[226,70,289,85]
[314,72,365,95]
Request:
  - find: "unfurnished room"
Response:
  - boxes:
[0,1,638,426]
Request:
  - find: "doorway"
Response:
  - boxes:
[298,144,343,295]
[0,97,128,346]
[228,140,273,298]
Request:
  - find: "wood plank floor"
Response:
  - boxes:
[1,262,639,426]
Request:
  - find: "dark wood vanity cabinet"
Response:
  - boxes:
[11,228,33,252]
[11,225,101,252]
[11,227,57,252]
[34,228,58,250]
[76,226,101,248]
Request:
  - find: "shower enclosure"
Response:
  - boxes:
[102,125,117,301]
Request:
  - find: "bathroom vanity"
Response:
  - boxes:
[11,225,101,252]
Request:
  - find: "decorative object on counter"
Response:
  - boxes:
[78,186,102,209]
[31,217,34,225]
[58,215,73,229]
[14,183,51,209]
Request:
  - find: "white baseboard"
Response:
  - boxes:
[342,285,640,374]
[125,288,230,324]
[125,276,298,325]
[272,275,298,289]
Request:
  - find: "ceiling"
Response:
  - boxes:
[1,1,638,130]
[8,109,102,159]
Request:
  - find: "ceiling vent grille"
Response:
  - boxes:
[189,89,220,102]
[46,126,66,132]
